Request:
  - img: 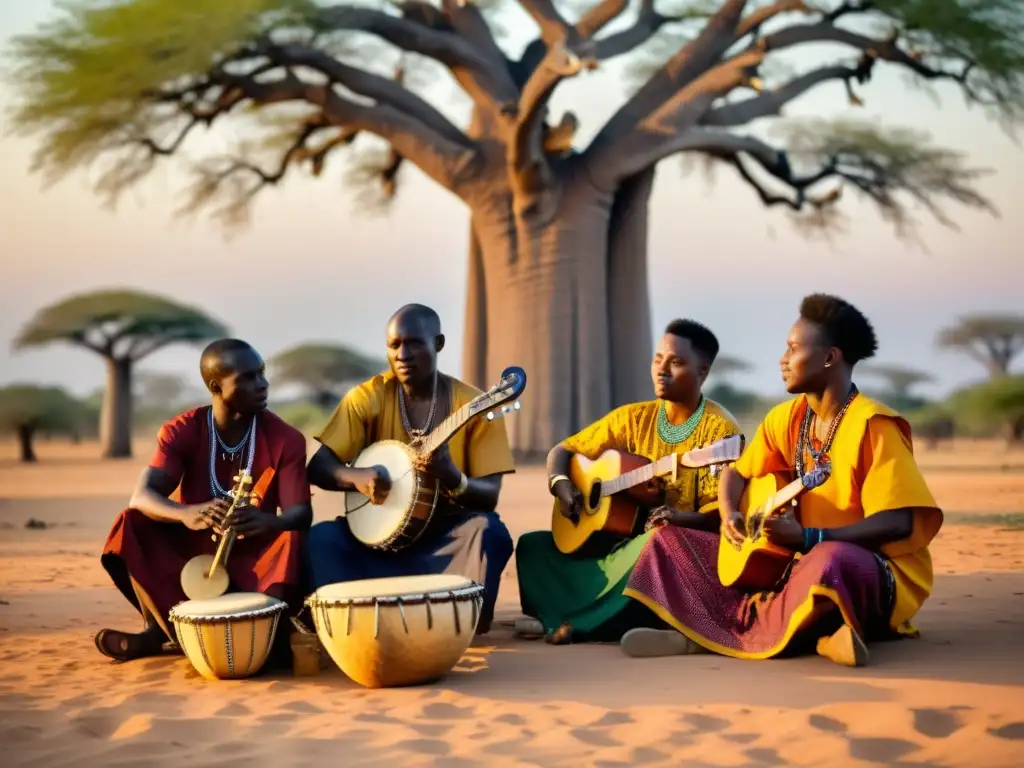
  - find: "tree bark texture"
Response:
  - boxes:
[100,356,133,459]
[460,160,659,458]
[18,425,36,463]
[461,172,654,457]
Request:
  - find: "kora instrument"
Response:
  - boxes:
[180,468,274,601]
[168,591,286,680]
[306,573,484,688]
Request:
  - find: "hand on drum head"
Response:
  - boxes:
[355,465,391,504]
[184,499,232,533]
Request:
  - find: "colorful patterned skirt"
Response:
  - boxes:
[623,528,895,659]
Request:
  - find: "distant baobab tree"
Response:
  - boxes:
[12,290,228,458]
[7,0,1021,454]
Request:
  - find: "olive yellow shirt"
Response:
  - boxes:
[733,394,943,635]
[560,399,743,515]
[314,371,516,479]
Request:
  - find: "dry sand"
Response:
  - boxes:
[1,438,1022,767]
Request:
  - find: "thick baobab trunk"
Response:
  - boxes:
[461,222,489,390]
[467,182,625,458]
[461,172,655,457]
[607,168,656,407]
[17,424,36,463]
[99,356,133,459]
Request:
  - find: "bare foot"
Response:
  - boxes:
[94,624,166,662]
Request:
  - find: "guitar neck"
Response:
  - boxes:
[602,454,677,497]
[763,475,811,515]
[418,403,474,455]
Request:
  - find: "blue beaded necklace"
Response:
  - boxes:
[657,397,706,445]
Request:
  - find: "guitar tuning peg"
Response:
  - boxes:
[501,405,509,413]
[486,412,496,421]
[513,401,521,411]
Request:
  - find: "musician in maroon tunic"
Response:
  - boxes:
[95,339,312,662]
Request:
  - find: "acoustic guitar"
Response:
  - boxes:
[344,366,527,552]
[550,434,745,555]
[716,465,831,590]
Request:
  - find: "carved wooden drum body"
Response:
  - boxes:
[306,574,484,688]
[168,592,286,681]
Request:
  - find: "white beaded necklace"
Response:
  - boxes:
[207,407,257,499]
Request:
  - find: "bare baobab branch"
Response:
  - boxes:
[588,0,752,154]
[701,64,862,127]
[592,47,767,184]
[437,0,509,71]
[267,42,471,147]
[315,4,519,113]
[520,0,576,45]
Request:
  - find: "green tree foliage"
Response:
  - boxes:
[937,313,1024,377]
[949,374,1024,442]
[6,0,1020,231]
[0,384,86,462]
[12,289,229,458]
[271,341,385,409]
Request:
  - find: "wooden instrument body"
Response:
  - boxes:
[717,474,796,590]
[551,450,661,555]
[550,434,747,556]
[345,440,441,551]
[306,573,485,688]
[168,591,286,681]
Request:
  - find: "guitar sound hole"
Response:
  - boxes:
[587,482,602,511]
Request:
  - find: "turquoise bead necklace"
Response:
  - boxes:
[657,396,706,445]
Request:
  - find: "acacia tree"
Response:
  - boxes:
[7,1,1022,455]
[937,314,1024,378]
[13,290,229,458]
[0,385,85,463]
[861,362,934,399]
[271,341,386,408]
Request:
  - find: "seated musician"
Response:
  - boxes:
[515,319,743,645]
[621,294,943,666]
[96,339,312,661]
[305,304,515,634]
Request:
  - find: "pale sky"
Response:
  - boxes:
[1,2,1022,404]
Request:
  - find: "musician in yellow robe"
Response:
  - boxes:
[306,304,516,633]
[515,319,743,644]
[622,294,943,666]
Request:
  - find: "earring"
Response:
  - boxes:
[824,362,831,368]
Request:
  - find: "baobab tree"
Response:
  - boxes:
[13,290,228,458]
[271,341,386,408]
[7,1,1022,455]
[937,314,1024,379]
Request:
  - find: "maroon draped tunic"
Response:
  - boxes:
[101,407,309,626]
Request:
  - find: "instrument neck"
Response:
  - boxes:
[602,454,677,497]
[417,402,472,456]
[763,475,811,516]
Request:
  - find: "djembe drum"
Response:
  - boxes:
[168,592,286,680]
[305,573,484,688]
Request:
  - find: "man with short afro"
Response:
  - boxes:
[623,294,944,668]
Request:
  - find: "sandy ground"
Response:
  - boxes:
[1,438,1022,767]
